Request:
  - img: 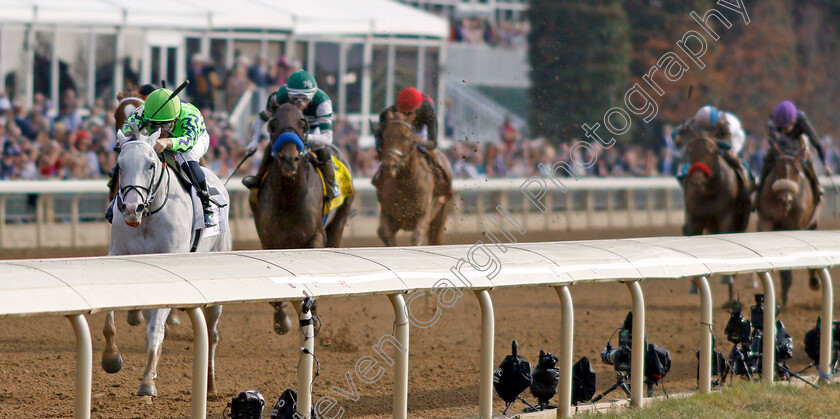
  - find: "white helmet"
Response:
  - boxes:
[693,105,721,130]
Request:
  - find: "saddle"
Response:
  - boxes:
[313,153,354,216]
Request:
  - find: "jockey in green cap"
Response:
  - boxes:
[118,88,217,227]
[244,69,341,199]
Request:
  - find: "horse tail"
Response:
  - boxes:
[771,178,799,195]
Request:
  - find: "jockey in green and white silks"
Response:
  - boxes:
[120,88,217,227]
[244,69,340,199]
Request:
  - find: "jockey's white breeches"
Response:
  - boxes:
[724,113,745,156]
[179,131,210,163]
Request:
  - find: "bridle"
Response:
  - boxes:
[685,136,719,179]
[382,120,418,169]
[115,140,170,217]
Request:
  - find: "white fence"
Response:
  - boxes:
[3,176,840,249]
[1,231,839,418]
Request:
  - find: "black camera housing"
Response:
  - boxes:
[725,300,751,344]
[750,294,765,331]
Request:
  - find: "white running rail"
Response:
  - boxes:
[1,230,839,418]
[2,176,840,248]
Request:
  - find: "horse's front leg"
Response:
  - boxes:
[203,305,223,395]
[410,197,435,246]
[377,213,398,247]
[102,311,124,373]
[138,308,171,397]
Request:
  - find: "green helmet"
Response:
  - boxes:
[287,70,317,96]
[143,88,181,122]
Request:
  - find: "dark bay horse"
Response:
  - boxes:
[756,141,820,305]
[376,120,452,246]
[682,135,751,304]
[249,103,353,333]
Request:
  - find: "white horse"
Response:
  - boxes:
[103,128,232,397]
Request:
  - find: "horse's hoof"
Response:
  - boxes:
[126,310,143,326]
[810,276,821,291]
[101,353,123,374]
[688,283,699,294]
[274,307,292,335]
[166,310,181,326]
[137,383,157,397]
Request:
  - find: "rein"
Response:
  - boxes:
[381,120,419,168]
[116,141,170,217]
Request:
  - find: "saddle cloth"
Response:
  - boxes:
[317,155,354,216]
[189,185,227,237]
[164,153,228,237]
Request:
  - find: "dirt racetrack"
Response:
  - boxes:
[1,224,838,418]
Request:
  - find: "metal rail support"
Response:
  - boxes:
[68,314,91,419]
[187,308,209,419]
[819,268,834,382]
[626,281,645,406]
[693,276,713,394]
[555,285,574,418]
[475,290,494,419]
[759,272,776,383]
[388,294,409,419]
[292,300,315,418]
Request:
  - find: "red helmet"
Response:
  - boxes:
[396,88,423,113]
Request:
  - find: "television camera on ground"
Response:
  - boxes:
[591,312,671,403]
[800,316,840,379]
[723,294,817,388]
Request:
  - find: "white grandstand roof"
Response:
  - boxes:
[0,0,449,38]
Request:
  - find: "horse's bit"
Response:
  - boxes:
[116,140,169,216]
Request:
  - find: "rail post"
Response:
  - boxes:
[759,272,776,383]
[555,285,574,418]
[186,307,209,419]
[694,276,713,394]
[388,293,409,418]
[68,314,91,419]
[819,268,834,382]
[626,280,645,406]
[474,290,494,419]
[292,300,315,417]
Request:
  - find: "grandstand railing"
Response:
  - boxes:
[445,80,528,143]
[1,177,839,249]
[1,231,838,418]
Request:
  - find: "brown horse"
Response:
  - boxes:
[375,120,452,246]
[756,141,820,305]
[682,135,751,304]
[250,103,353,333]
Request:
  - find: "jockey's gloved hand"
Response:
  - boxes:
[246,139,259,155]
[249,117,265,145]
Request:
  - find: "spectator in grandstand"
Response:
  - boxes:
[225,63,255,113]
[499,114,521,153]
[187,54,223,110]
[248,54,271,88]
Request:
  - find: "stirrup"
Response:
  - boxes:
[203,208,218,227]
[326,183,341,200]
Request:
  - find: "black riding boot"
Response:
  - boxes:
[804,158,824,201]
[315,148,341,199]
[183,161,217,227]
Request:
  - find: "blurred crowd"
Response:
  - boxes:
[3,50,840,184]
[449,18,529,47]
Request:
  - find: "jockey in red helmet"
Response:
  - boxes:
[376,87,438,152]
[373,87,450,189]
[759,100,829,200]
